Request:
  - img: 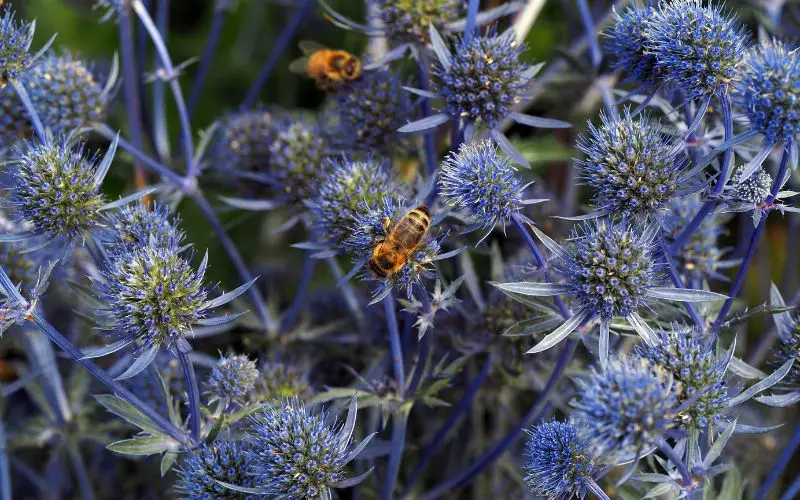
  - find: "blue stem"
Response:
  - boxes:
[779,473,800,500]
[152,0,171,162]
[382,293,406,500]
[418,53,439,179]
[712,146,790,332]
[131,0,197,178]
[190,191,275,332]
[20,327,71,426]
[670,201,715,253]
[660,236,705,331]
[383,293,405,393]
[67,443,94,500]
[658,440,693,487]
[118,7,148,180]
[576,0,602,69]
[416,339,577,500]
[755,419,800,499]
[11,80,45,141]
[188,8,226,119]
[279,252,315,333]
[382,411,409,500]
[402,355,493,495]
[464,0,480,43]
[240,0,315,110]
[0,419,10,500]
[93,123,185,185]
[176,349,200,442]
[711,91,734,197]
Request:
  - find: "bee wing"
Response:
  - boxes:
[289,56,311,74]
[298,40,328,55]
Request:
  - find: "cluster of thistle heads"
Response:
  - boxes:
[0,0,800,498]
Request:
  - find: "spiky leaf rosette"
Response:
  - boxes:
[0,84,32,145]
[333,69,412,154]
[433,27,530,129]
[103,202,184,253]
[727,164,773,204]
[373,0,464,43]
[207,354,259,403]
[636,328,729,428]
[175,441,260,499]
[308,157,401,244]
[256,362,312,401]
[523,419,601,499]
[246,398,370,498]
[439,139,525,234]
[26,51,109,135]
[736,40,800,145]
[577,111,682,219]
[605,4,662,88]
[0,11,35,85]
[217,109,277,175]
[647,0,747,98]
[572,356,681,460]
[95,245,208,356]
[269,116,331,206]
[11,138,106,240]
[557,221,656,320]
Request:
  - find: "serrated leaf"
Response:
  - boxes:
[94,394,163,436]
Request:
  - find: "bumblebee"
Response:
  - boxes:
[368,205,431,279]
[289,41,361,91]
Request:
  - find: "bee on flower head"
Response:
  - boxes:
[368,205,431,280]
[289,41,361,92]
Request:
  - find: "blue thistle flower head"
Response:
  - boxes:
[557,220,657,320]
[577,110,683,219]
[103,202,184,253]
[256,362,312,402]
[27,51,110,136]
[94,245,209,358]
[332,69,412,154]
[523,419,601,499]
[0,11,35,85]
[572,356,680,460]
[175,441,260,499]
[726,164,773,205]
[668,195,726,282]
[648,0,747,98]
[207,354,260,403]
[769,310,800,386]
[11,137,107,241]
[246,398,371,498]
[372,0,464,44]
[0,84,32,146]
[439,139,526,234]
[343,196,442,299]
[605,4,662,88]
[308,157,401,244]
[636,327,730,429]
[736,40,800,145]
[217,109,277,175]
[433,26,530,129]
[268,115,331,206]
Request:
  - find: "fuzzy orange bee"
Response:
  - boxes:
[289,41,361,92]
[368,205,431,279]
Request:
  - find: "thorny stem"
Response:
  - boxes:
[382,411,409,500]
[383,293,405,394]
[176,349,201,442]
[240,0,315,110]
[382,293,406,500]
[660,236,705,331]
[402,355,493,495]
[779,474,800,500]
[151,0,171,163]
[712,146,790,332]
[188,7,226,119]
[279,252,315,333]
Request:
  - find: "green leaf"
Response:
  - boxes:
[161,451,179,476]
[227,403,264,425]
[94,394,163,436]
[107,435,177,456]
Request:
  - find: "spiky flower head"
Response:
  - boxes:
[268,116,331,206]
[103,202,184,253]
[636,328,729,428]
[572,356,680,460]
[246,398,370,498]
[26,51,109,135]
[308,157,400,244]
[256,362,312,402]
[218,110,276,175]
[207,354,260,403]
[727,164,773,205]
[95,245,208,358]
[175,441,260,499]
[557,221,657,320]
[647,0,746,98]
[433,26,530,129]
[0,84,32,145]
[11,138,107,241]
[769,303,800,386]
[578,111,682,219]
[0,11,35,85]
[605,4,662,88]
[439,140,525,234]
[668,195,725,282]
[333,69,411,154]
[343,197,442,299]
[737,40,800,145]
[373,0,464,44]
[523,419,601,499]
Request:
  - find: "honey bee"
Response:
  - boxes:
[289,41,361,92]
[369,205,431,279]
